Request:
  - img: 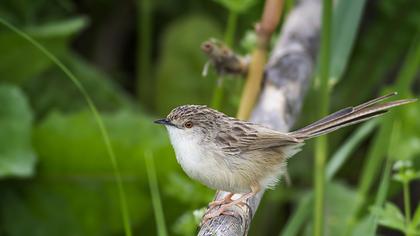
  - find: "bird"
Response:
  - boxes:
[154,92,415,220]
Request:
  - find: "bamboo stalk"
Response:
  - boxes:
[237,0,284,120]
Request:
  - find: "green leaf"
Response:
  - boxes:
[372,202,406,232]
[280,193,313,236]
[282,120,376,236]
[352,216,375,236]
[326,120,377,179]
[172,211,198,236]
[213,0,257,13]
[0,109,179,235]
[23,52,133,119]
[388,104,420,162]
[32,110,173,176]
[0,17,87,84]
[324,182,359,236]
[330,0,367,82]
[25,17,88,37]
[412,204,420,230]
[0,84,36,178]
[0,180,148,236]
[164,172,213,206]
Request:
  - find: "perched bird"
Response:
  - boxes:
[154,92,415,219]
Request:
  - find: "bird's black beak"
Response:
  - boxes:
[154,118,174,127]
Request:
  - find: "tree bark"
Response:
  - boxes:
[198,0,321,235]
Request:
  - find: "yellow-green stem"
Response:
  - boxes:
[313,0,332,234]
[403,180,412,236]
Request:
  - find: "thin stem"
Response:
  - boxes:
[224,12,238,46]
[0,19,133,236]
[313,0,332,235]
[367,121,398,235]
[145,151,168,236]
[210,11,237,110]
[403,180,411,236]
[280,194,313,236]
[314,136,327,236]
[211,78,225,109]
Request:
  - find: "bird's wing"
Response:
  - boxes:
[215,122,301,156]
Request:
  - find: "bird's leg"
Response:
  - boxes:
[208,192,234,209]
[202,184,260,222]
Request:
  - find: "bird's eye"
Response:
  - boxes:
[184,121,193,128]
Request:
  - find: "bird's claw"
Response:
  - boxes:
[200,207,237,226]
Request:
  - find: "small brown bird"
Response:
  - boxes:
[154,92,415,219]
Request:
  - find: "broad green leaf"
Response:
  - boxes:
[164,172,213,206]
[172,211,198,236]
[299,182,359,236]
[281,121,376,236]
[324,182,359,236]
[25,17,88,37]
[352,216,375,236]
[372,202,405,232]
[0,179,148,236]
[0,84,36,178]
[330,0,367,82]
[388,102,420,162]
[23,52,133,118]
[0,109,180,235]
[155,15,222,115]
[32,110,173,176]
[213,0,257,13]
[0,17,87,84]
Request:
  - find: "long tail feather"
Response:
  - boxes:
[290,92,416,140]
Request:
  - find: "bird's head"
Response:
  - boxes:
[154,105,224,142]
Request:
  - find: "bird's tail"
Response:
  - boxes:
[290,92,416,140]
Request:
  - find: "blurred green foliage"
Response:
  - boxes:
[155,15,221,115]
[0,0,419,235]
[0,85,35,177]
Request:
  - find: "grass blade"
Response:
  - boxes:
[0,18,133,236]
[343,117,393,235]
[145,151,168,236]
[365,122,399,235]
[314,0,332,235]
[211,11,238,110]
[280,193,313,236]
[281,121,377,235]
[394,33,420,95]
[330,0,367,82]
[411,204,420,231]
[326,120,377,179]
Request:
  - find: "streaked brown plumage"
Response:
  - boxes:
[155,92,416,220]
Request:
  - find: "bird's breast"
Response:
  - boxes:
[166,126,250,193]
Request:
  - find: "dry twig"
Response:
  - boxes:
[198,0,321,235]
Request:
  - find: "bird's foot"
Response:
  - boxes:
[200,185,260,226]
[200,206,239,226]
[207,192,234,209]
[200,192,255,226]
